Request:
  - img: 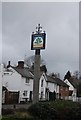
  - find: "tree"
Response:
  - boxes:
[24,55,47,73]
[30,63,47,73]
[64,71,71,80]
[40,65,47,73]
[72,70,81,80]
[73,70,79,79]
[24,55,46,68]
[77,83,81,97]
[49,72,60,78]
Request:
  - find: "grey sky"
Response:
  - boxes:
[0,2,2,63]
[2,2,79,79]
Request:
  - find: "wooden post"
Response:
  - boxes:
[31,24,46,103]
[33,49,40,103]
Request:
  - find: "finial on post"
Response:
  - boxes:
[36,24,42,34]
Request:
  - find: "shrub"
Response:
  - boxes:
[2,100,81,120]
[2,116,34,120]
[28,100,81,120]
[28,102,58,120]
[2,108,14,115]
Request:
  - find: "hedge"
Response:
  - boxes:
[28,100,81,120]
[2,100,81,120]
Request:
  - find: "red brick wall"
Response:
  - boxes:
[59,86,69,99]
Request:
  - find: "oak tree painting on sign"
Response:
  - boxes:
[34,36,43,47]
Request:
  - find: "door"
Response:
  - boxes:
[29,91,33,101]
[49,91,56,101]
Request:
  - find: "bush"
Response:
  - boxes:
[28,102,58,120]
[2,100,81,120]
[2,109,34,120]
[2,109,14,115]
[2,116,34,120]
[28,100,81,120]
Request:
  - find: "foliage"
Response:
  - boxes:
[52,100,81,120]
[24,55,46,68]
[64,71,71,80]
[40,65,47,73]
[28,101,58,120]
[77,82,81,97]
[2,100,81,120]
[28,100,81,120]
[2,111,34,120]
[2,116,34,120]
[49,72,60,78]
[2,109,14,115]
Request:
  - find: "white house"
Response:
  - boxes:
[2,61,69,103]
[64,77,80,101]
[46,75,59,100]
[2,61,59,103]
[3,61,57,103]
[2,61,34,103]
[39,72,47,100]
[39,74,59,101]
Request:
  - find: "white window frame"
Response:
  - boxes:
[25,78,30,84]
[23,91,28,96]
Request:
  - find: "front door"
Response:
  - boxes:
[29,91,32,101]
[49,91,56,101]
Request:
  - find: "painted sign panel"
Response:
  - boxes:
[31,33,46,50]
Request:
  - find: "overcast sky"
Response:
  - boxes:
[2,2,79,79]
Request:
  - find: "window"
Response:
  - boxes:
[25,78,29,83]
[23,91,28,96]
[41,79,44,87]
[4,72,9,75]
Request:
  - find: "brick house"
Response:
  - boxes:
[64,76,81,101]
[49,74,69,100]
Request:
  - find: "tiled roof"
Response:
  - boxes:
[12,66,34,79]
[53,77,69,87]
[46,75,69,87]
[68,77,81,88]
[46,75,56,83]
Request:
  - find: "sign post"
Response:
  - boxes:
[31,24,46,103]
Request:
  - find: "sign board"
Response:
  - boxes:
[31,33,46,50]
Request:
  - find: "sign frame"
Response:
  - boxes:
[31,33,46,50]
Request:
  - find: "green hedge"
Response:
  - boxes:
[28,102,58,120]
[2,109,14,115]
[28,100,81,120]
[2,100,81,120]
[2,116,34,120]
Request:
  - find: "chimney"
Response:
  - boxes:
[17,61,24,68]
[7,61,11,68]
